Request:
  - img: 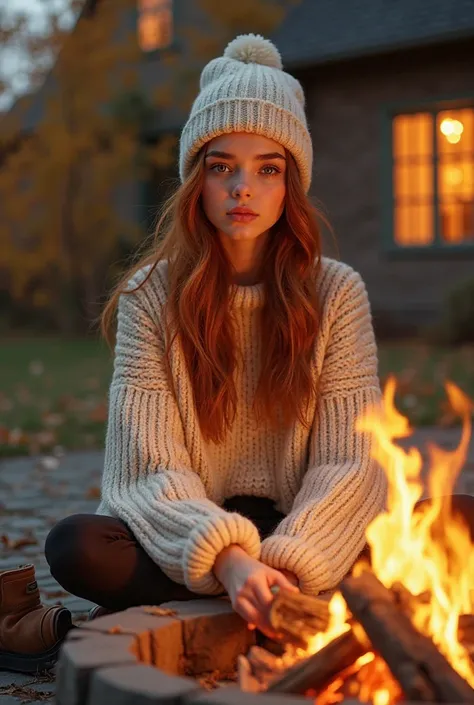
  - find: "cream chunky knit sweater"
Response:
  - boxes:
[97,256,388,597]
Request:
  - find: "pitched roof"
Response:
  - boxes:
[272,0,474,69]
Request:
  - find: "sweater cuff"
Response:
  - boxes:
[183,512,261,594]
[260,535,332,596]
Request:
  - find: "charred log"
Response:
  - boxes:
[340,569,474,703]
[266,624,368,695]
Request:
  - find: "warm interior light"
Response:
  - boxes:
[440,118,464,144]
[445,167,464,186]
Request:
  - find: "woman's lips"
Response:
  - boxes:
[227,213,259,223]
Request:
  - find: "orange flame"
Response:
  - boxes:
[277,376,474,701]
[357,376,474,686]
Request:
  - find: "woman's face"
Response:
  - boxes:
[201,132,287,247]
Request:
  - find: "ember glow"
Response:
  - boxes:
[278,375,474,703]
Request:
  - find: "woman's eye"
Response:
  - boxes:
[211,163,230,173]
[209,163,281,175]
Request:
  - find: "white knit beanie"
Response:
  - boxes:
[179,33,313,193]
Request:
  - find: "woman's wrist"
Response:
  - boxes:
[213,544,247,583]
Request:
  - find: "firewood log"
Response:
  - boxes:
[237,655,261,693]
[266,623,369,695]
[268,586,331,648]
[247,646,282,674]
[244,645,287,690]
[340,569,474,703]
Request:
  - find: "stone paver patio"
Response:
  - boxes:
[0,427,473,704]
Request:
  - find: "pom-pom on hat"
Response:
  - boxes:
[178,33,313,193]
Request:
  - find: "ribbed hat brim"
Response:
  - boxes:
[179,97,313,193]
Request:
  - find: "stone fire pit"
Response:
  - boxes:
[56,597,309,705]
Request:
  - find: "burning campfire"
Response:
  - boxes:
[238,375,474,704]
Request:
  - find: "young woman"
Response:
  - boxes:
[44,34,474,638]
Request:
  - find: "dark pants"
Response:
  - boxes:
[44,496,285,611]
[44,493,474,612]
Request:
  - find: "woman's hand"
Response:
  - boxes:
[213,545,299,637]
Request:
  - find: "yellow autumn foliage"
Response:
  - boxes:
[0,0,299,331]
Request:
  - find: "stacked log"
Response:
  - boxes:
[239,570,474,703]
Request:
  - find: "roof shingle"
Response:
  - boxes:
[272,0,474,68]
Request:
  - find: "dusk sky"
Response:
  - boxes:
[2,0,75,110]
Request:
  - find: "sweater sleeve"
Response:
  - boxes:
[98,272,261,595]
[259,269,388,595]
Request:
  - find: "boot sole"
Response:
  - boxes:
[0,606,74,673]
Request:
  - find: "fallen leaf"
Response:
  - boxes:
[196,669,236,690]
[107,625,137,635]
[86,486,101,499]
[12,535,38,549]
[1,533,38,550]
[88,402,108,423]
[142,605,178,617]
[0,684,53,703]
[8,427,28,445]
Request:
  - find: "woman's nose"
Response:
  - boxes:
[232,182,251,199]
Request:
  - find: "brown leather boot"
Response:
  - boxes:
[0,564,73,673]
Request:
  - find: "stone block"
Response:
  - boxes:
[184,684,309,705]
[159,598,233,617]
[81,608,184,672]
[160,599,256,678]
[88,663,200,705]
[56,632,137,705]
[66,627,101,640]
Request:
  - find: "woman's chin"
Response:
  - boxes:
[221,224,263,240]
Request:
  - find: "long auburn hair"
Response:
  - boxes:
[100,143,329,445]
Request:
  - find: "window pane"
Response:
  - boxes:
[393,113,432,160]
[394,161,433,201]
[438,153,474,243]
[415,162,433,199]
[392,113,434,245]
[394,204,433,246]
[138,0,172,51]
[394,164,411,198]
[437,108,473,156]
[440,203,465,243]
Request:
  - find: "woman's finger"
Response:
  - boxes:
[271,570,300,593]
[234,595,261,626]
[248,575,274,611]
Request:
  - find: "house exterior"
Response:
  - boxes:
[6,0,474,334]
[271,0,474,334]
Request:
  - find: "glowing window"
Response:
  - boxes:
[138,0,173,52]
[392,107,474,247]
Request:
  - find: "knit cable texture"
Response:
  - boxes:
[97,256,388,595]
